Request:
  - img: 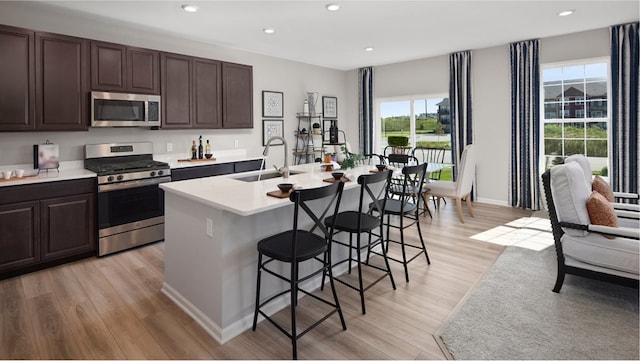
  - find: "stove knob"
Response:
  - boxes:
[116,175,124,181]
[107,175,114,182]
[157,170,164,176]
[150,171,156,177]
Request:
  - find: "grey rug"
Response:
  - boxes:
[438,246,639,360]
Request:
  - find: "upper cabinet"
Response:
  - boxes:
[35,32,89,131]
[0,24,253,132]
[0,26,88,131]
[91,41,159,94]
[0,25,35,131]
[222,62,253,129]
[161,53,251,129]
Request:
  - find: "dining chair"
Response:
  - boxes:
[412,147,446,180]
[427,144,476,223]
[321,169,396,314]
[371,162,430,282]
[252,181,346,359]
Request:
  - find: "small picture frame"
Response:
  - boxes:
[322,96,338,118]
[263,119,284,146]
[262,90,284,118]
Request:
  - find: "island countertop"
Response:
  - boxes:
[160,162,373,216]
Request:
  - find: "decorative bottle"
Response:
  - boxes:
[205,140,211,154]
[198,136,204,159]
[191,141,197,159]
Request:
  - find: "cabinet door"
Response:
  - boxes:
[171,163,234,181]
[40,193,95,261]
[161,52,192,128]
[0,25,35,131]
[193,58,222,128]
[128,47,159,94]
[0,201,40,272]
[35,32,88,131]
[222,62,253,129]
[91,41,126,92]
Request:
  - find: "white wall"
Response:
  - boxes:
[370,27,612,205]
[0,1,348,169]
[0,1,617,204]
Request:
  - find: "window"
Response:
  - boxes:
[378,96,451,158]
[541,59,610,176]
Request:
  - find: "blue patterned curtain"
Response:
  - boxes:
[610,22,639,196]
[358,67,374,156]
[509,39,540,210]
[449,50,473,182]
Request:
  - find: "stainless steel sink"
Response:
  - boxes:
[234,170,304,182]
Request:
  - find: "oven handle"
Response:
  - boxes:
[98,176,172,193]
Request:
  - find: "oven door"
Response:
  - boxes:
[98,177,169,230]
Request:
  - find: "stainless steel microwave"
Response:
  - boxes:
[91,91,161,127]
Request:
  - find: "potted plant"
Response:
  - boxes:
[338,145,363,170]
[387,136,409,154]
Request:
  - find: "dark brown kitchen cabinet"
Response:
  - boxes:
[91,41,159,94]
[41,193,95,261]
[0,25,35,131]
[222,62,253,129]
[0,178,97,280]
[35,32,89,131]
[193,58,222,128]
[161,52,222,129]
[161,52,192,128]
[0,201,40,273]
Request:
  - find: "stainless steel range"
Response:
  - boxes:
[84,142,171,256]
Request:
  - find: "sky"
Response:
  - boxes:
[380,98,445,118]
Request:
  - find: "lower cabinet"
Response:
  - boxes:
[171,159,264,182]
[0,178,96,279]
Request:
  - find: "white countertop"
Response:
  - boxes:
[160,163,377,216]
[0,161,96,187]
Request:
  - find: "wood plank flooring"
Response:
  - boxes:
[0,201,532,359]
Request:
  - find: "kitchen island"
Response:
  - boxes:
[159,163,377,344]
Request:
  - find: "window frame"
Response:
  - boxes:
[539,57,611,175]
[375,93,450,155]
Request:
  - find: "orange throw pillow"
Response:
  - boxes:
[586,191,618,239]
[592,175,614,202]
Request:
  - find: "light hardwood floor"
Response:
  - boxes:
[0,201,532,359]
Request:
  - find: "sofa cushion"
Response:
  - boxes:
[550,162,591,236]
[562,232,640,275]
[586,191,618,239]
[592,175,615,202]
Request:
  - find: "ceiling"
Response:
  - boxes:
[39,0,639,71]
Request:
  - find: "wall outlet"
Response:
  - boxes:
[206,218,213,237]
[234,140,239,148]
[166,143,173,152]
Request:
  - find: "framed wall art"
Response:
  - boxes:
[263,119,284,146]
[262,90,284,118]
[322,96,338,118]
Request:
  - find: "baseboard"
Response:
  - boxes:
[476,197,509,206]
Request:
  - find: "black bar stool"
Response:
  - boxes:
[372,163,430,282]
[321,169,396,314]
[252,181,346,360]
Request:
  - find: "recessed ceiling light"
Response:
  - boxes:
[263,28,275,34]
[557,10,574,17]
[326,3,340,11]
[181,4,199,13]
[364,47,374,52]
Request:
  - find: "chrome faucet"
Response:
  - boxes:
[263,136,289,177]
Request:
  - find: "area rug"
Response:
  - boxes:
[437,246,639,360]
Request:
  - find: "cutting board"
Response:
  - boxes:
[177,158,216,162]
[266,190,292,199]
